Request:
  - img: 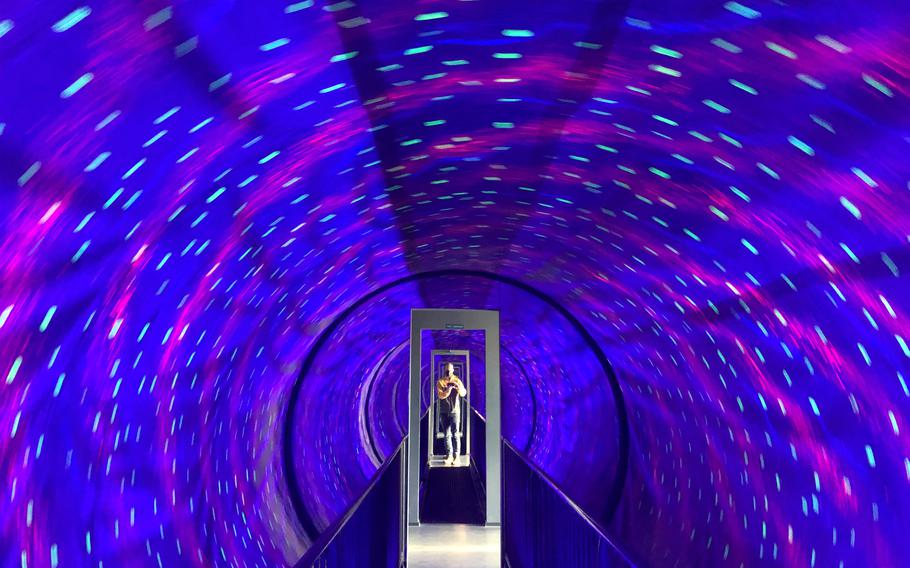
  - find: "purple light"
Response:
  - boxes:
[0,0,908,566]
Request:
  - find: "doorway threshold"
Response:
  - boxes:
[408,524,500,568]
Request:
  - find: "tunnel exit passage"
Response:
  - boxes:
[428,349,471,469]
[407,309,501,566]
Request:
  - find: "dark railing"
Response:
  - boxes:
[502,441,636,567]
[471,409,487,489]
[418,412,429,505]
[292,418,633,567]
[295,440,406,568]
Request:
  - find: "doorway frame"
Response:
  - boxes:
[407,309,501,527]
[428,349,471,467]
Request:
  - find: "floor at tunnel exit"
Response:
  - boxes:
[407,524,500,567]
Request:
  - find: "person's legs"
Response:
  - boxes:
[443,414,454,462]
[452,412,462,458]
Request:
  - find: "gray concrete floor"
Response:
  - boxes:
[407,524,500,567]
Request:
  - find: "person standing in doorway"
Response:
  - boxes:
[437,363,467,465]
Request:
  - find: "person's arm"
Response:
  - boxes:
[437,380,453,399]
[452,376,466,397]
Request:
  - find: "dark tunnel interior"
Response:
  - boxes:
[0,0,908,566]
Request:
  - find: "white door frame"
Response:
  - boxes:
[407,309,501,526]
[428,349,471,467]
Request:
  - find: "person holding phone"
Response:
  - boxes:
[437,363,467,465]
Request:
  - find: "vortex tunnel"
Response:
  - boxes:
[0,0,908,566]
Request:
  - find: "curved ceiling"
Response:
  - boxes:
[1,0,908,566]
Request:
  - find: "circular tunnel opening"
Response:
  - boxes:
[282,269,631,547]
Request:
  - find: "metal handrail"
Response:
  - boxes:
[501,439,637,566]
[293,410,633,566]
[294,438,407,568]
